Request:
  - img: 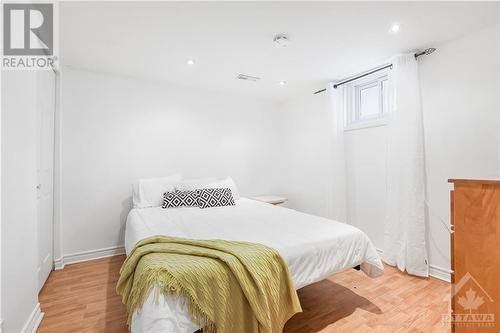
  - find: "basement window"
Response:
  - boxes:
[344,72,389,130]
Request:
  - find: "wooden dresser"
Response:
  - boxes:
[449,179,500,333]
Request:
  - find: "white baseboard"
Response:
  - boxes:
[53,244,452,282]
[376,247,451,283]
[54,245,125,270]
[53,257,64,270]
[21,303,44,333]
[429,264,452,283]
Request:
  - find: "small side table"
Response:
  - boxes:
[250,195,287,206]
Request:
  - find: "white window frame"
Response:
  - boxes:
[344,70,390,131]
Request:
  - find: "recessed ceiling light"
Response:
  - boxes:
[279,81,287,86]
[186,59,195,65]
[390,24,400,33]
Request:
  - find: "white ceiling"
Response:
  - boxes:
[60,1,499,102]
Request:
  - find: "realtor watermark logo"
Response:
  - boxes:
[2,3,55,69]
[442,272,495,329]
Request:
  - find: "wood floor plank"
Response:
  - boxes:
[38,255,451,333]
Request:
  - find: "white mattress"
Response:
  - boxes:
[125,198,384,333]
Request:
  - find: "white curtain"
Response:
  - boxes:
[383,54,429,277]
[325,83,347,222]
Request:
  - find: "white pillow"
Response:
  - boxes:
[202,177,240,201]
[173,177,217,191]
[133,174,182,208]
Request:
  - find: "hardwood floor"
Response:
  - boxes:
[38,256,126,333]
[38,256,451,333]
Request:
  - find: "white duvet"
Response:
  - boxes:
[125,198,383,333]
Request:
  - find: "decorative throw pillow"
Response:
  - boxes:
[162,190,198,209]
[196,188,235,209]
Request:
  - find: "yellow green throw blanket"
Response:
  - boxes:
[116,235,302,333]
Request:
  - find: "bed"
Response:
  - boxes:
[124,197,384,333]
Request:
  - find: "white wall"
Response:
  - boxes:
[59,67,283,257]
[279,23,500,276]
[419,23,500,270]
[1,71,40,332]
[344,125,387,250]
[276,91,337,219]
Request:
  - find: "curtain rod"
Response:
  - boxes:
[313,48,436,94]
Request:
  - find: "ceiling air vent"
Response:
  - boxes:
[236,74,261,82]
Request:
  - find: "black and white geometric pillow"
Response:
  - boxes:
[195,188,235,209]
[162,190,198,209]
